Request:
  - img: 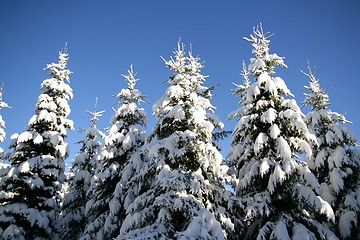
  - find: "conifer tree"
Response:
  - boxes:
[101,66,148,240]
[303,65,360,239]
[118,42,234,240]
[81,65,146,239]
[60,98,104,240]
[0,49,73,239]
[0,85,10,164]
[228,25,337,239]
[0,85,10,191]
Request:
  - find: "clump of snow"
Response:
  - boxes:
[268,164,286,194]
[260,108,277,124]
[339,211,357,238]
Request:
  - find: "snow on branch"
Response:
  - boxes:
[85,97,105,128]
[302,63,330,110]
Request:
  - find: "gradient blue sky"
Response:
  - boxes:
[0,1,359,165]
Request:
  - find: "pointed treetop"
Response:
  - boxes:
[239,60,251,89]
[161,39,186,74]
[0,84,4,101]
[44,47,72,83]
[231,61,251,108]
[302,63,330,110]
[0,84,10,109]
[85,97,105,128]
[122,64,137,91]
[244,23,273,59]
[186,49,204,74]
[161,41,207,92]
[245,24,287,76]
[115,65,146,105]
[62,42,68,54]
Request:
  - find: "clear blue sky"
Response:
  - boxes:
[0,1,359,166]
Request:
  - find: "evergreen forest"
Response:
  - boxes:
[0,25,359,240]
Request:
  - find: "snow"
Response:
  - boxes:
[328,146,347,169]
[17,131,33,143]
[2,29,357,240]
[339,211,357,238]
[270,220,290,240]
[297,185,335,222]
[344,193,358,210]
[257,221,275,240]
[176,209,225,240]
[166,85,184,99]
[168,104,185,120]
[49,132,62,145]
[38,109,57,123]
[325,130,336,145]
[33,133,44,144]
[19,161,30,173]
[302,66,360,238]
[260,108,277,124]
[27,209,50,230]
[282,159,295,174]
[294,138,312,157]
[248,58,265,74]
[254,133,268,155]
[313,149,327,169]
[269,124,280,139]
[300,166,320,190]
[245,84,255,102]
[55,143,69,158]
[258,72,271,85]
[114,42,235,240]
[27,177,45,189]
[259,158,271,177]
[206,113,224,129]
[238,160,259,189]
[38,99,57,111]
[2,224,25,240]
[292,223,316,240]
[329,168,344,193]
[273,77,292,96]
[268,163,286,194]
[7,166,18,179]
[0,49,74,239]
[277,137,291,161]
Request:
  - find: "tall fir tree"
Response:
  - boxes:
[118,42,235,240]
[0,85,10,164]
[102,66,148,239]
[81,65,146,240]
[0,85,11,192]
[303,65,360,239]
[0,49,73,239]
[60,98,105,240]
[228,25,337,239]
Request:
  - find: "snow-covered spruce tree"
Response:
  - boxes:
[60,98,105,240]
[0,85,11,193]
[118,42,234,240]
[228,25,337,239]
[81,65,146,240]
[101,66,148,240]
[0,49,73,239]
[0,85,10,163]
[303,65,360,239]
